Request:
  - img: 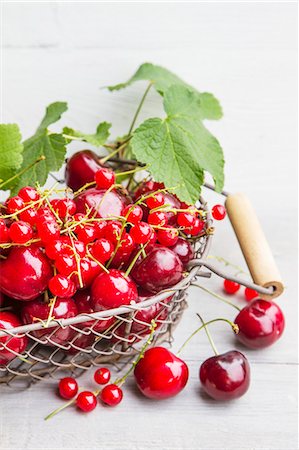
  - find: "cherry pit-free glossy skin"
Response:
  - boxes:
[134,347,189,400]
[0,312,28,365]
[65,150,104,191]
[0,246,53,301]
[235,299,285,349]
[200,350,250,401]
[75,188,127,219]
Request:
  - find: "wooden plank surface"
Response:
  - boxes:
[1,3,297,450]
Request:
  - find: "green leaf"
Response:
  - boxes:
[63,122,111,146]
[107,62,223,120]
[0,124,23,187]
[9,102,68,194]
[131,85,224,204]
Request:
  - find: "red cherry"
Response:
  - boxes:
[169,237,195,266]
[146,193,165,210]
[90,238,114,263]
[0,246,53,300]
[51,199,76,220]
[74,188,127,219]
[130,222,153,244]
[177,211,196,228]
[157,226,178,247]
[223,279,240,295]
[94,367,111,385]
[133,181,164,201]
[48,275,76,298]
[21,297,78,346]
[200,350,250,400]
[0,219,10,243]
[130,288,169,335]
[235,299,285,349]
[19,207,38,226]
[148,211,168,226]
[187,218,205,236]
[123,204,143,224]
[134,347,189,399]
[76,391,97,412]
[71,257,102,289]
[74,289,115,331]
[100,384,123,406]
[212,204,226,220]
[0,312,28,365]
[131,247,183,293]
[65,150,104,192]
[244,287,258,301]
[9,221,33,244]
[6,196,25,215]
[95,168,116,190]
[91,269,137,309]
[18,186,40,203]
[37,219,60,243]
[58,377,78,399]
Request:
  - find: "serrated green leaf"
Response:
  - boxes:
[9,102,68,194]
[0,124,23,187]
[63,122,111,146]
[107,63,223,120]
[131,85,224,203]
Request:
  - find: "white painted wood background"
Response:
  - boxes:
[1,2,298,449]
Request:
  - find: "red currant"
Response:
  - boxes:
[18,186,40,203]
[51,198,76,219]
[100,384,123,406]
[19,207,38,226]
[223,279,240,295]
[55,254,77,276]
[130,222,153,244]
[0,220,9,243]
[94,367,111,385]
[94,220,107,238]
[9,221,33,244]
[37,219,60,243]
[103,221,124,244]
[123,204,143,224]
[48,275,76,298]
[64,240,87,258]
[157,226,178,246]
[95,168,116,190]
[148,211,168,226]
[146,192,165,210]
[6,196,25,215]
[58,377,78,400]
[76,224,97,243]
[187,218,205,236]
[177,211,196,228]
[212,204,226,220]
[90,238,114,263]
[76,391,97,412]
[244,287,258,302]
[45,238,69,260]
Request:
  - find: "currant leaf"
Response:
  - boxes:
[0,124,23,188]
[131,85,224,204]
[63,122,111,147]
[107,62,222,121]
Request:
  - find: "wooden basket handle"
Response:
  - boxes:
[225,193,284,299]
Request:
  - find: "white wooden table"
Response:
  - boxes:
[1,3,297,449]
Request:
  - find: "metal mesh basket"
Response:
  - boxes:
[0,195,213,387]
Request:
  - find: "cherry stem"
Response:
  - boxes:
[128,82,153,135]
[196,313,219,356]
[191,283,241,311]
[177,318,239,355]
[0,155,46,190]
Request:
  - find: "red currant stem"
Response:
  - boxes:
[44,397,77,421]
[191,283,241,312]
[207,255,248,277]
[45,297,57,327]
[125,241,150,277]
[68,233,84,288]
[0,155,46,190]
[0,238,41,249]
[196,313,219,356]
[135,186,177,206]
[114,320,157,387]
[115,165,149,178]
[128,82,153,135]
[44,197,64,226]
[73,181,96,197]
[87,249,110,274]
[0,306,13,312]
[177,318,239,356]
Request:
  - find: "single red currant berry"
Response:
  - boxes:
[177,211,196,228]
[130,222,153,244]
[146,193,165,210]
[18,186,40,203]
[212,204,226,220]
[94,220,107,238]
[94,367,111,385]
[223,279,240,295]
[100,384,123,407]
[103,221,124,244]
[244,287,259,302]
[55,254,77,276]
[76,391,97,412]
[9,221,33,244]
[90,238,114,263]
[45,238,68,260]
[6,196,25,214]
[76,224,97,243]
[95,168,116,190]
[148,211,168,226]
[0,219,9,243]
[157,226,179,247]
[19,207,38,226]
[37,219,60,243]
[51,198,76,219]
[187,218,205,236]
[123,204,143,224]
[63,240,87,258]
[58,377,78,400]
[48,275,76,298]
